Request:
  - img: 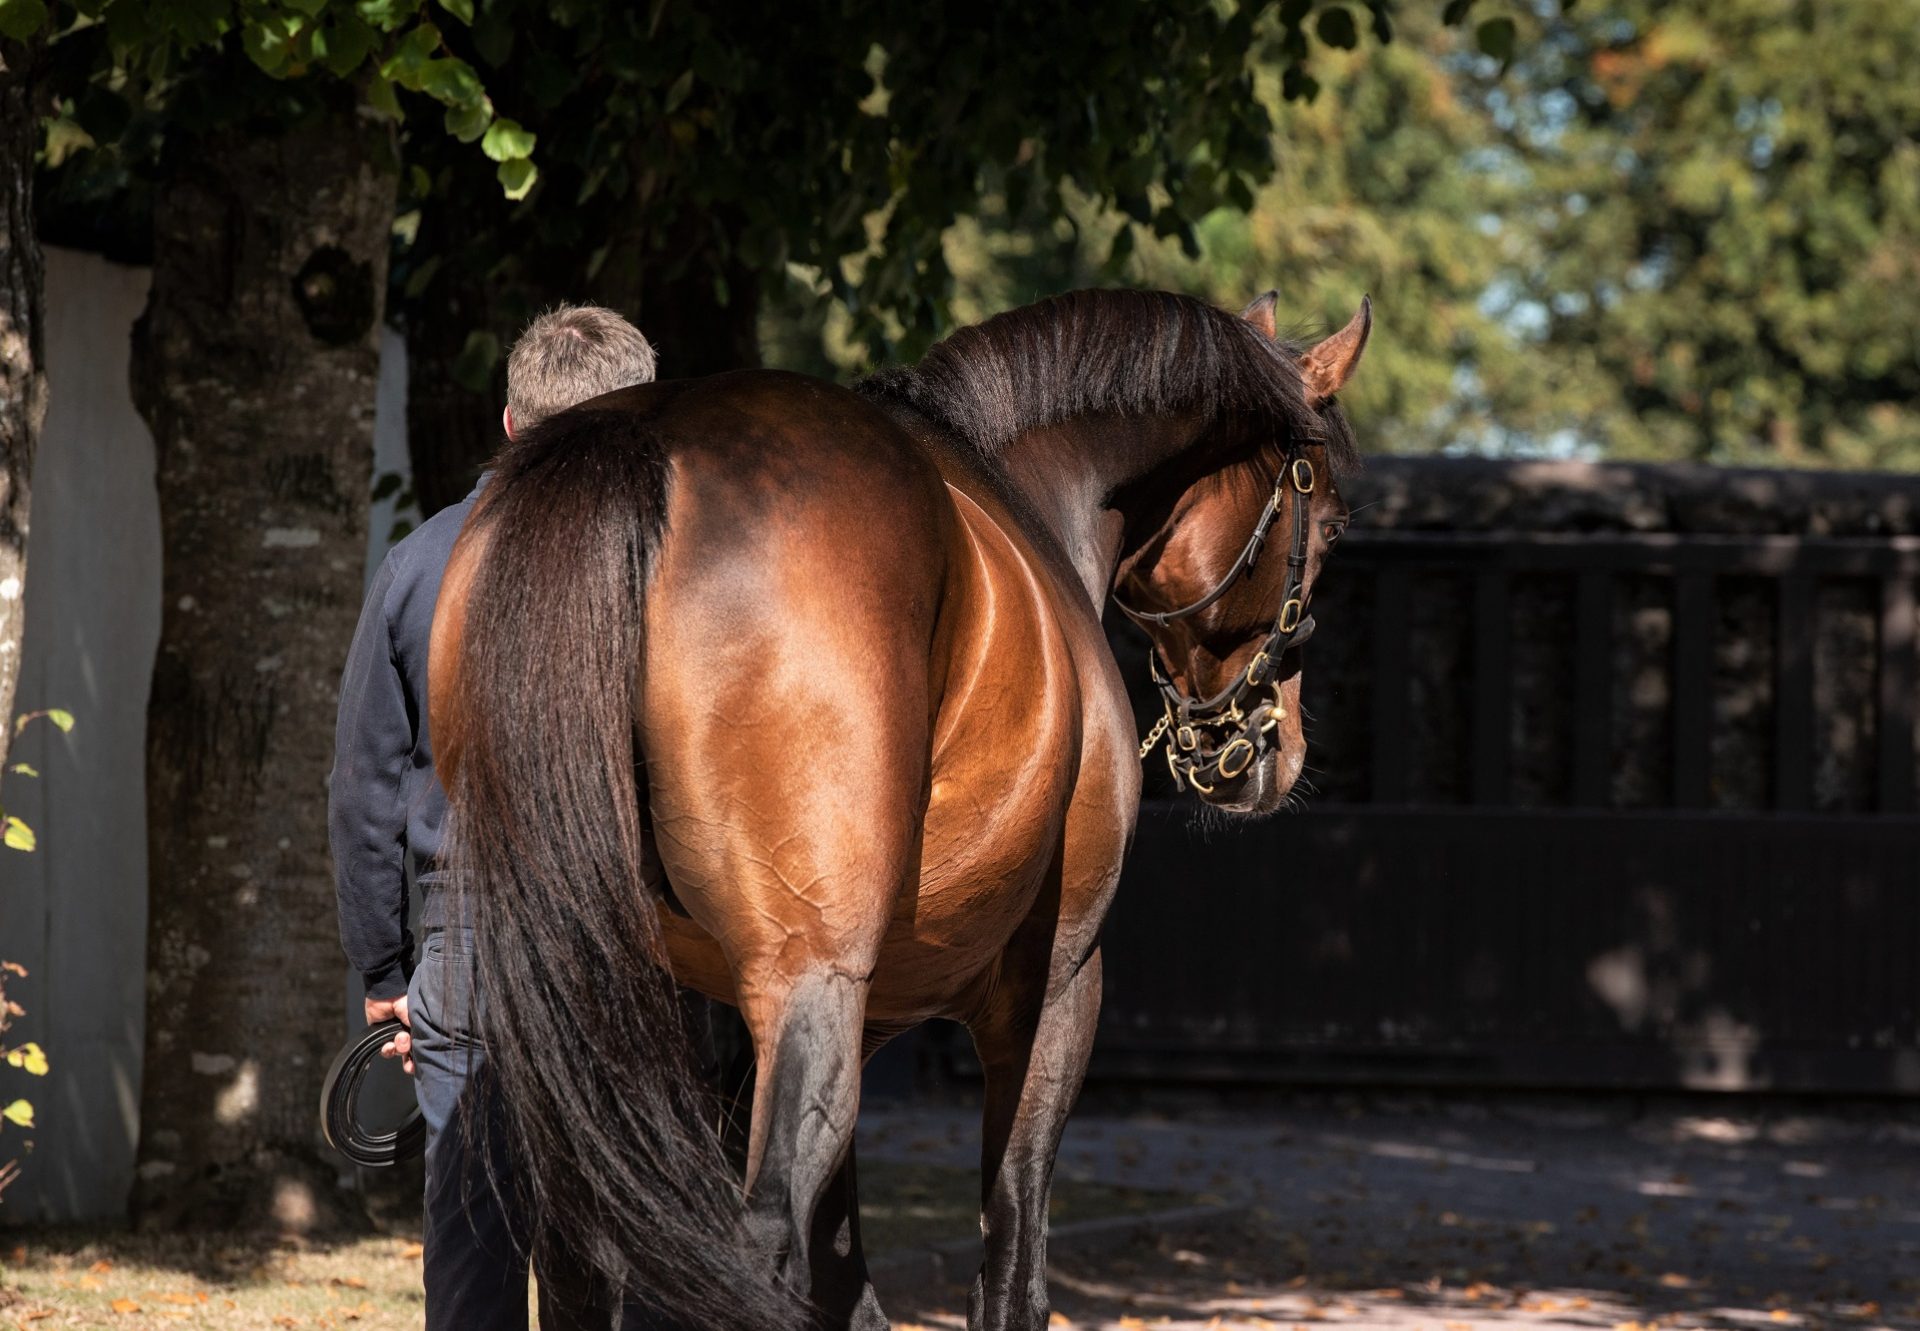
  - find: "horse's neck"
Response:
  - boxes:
[997,413,1210,607]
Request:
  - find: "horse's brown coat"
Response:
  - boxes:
[429,291,1366,1331]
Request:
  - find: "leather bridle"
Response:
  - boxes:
[1113,454,1320,796]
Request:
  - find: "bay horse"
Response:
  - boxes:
[428,287,1370,1331]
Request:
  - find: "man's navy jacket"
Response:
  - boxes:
[328,477,485,1001]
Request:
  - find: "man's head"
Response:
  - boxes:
[503,304,657,438]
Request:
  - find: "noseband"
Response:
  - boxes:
[1114,455,1319,796]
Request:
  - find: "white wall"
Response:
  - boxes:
[0,251,413,1222]
[0,248,161,1222]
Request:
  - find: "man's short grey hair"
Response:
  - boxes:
[505,303,657,430]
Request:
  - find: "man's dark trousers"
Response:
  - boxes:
[409,908,610,1331]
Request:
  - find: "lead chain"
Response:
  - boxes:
[1138,710,1174,760]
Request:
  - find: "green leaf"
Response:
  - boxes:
[444,96,492,143]
[379,21,440,89]
[1476,16,1516,67]
[436,0,473,23]
[1441,0,1476,24]
[403,253,445,300]
[45,709,73,733]
[496,156,536,201]
[1315,6,1358,50]
[0,0,49,40]
[663,68,694,114]
[451,329,501,392]
[367,74,403,121]
[1,1098,33,1128]
[356,0,416,29]
[9,763,36,777]
[480,117,534,162]
[321,14,377,76]
[4,817,35,852]
[420,56,485,107]
[470,7,513,64]
[5,1042,48,1076]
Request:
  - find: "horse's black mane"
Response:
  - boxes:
[858,288,1359,472]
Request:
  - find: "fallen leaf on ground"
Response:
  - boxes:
[108,1299,139,1314]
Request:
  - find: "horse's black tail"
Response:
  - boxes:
[441,405,806,1331]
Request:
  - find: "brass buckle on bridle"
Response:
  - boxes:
[1217,736,1256,780]
[1126,448,1326,779]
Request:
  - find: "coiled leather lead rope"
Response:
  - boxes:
[320,1019,427,1168]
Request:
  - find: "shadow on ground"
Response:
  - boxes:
[864,1093,1920,1330]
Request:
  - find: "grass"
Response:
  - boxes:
[0,1231,426,1330]
[0,1164,1181,1328]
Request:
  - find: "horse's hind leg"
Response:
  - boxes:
[734,965,885,1322]
[965,947,1103,1331]
[808,1143,887,1330]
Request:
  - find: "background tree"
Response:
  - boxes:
[0,21,46,772]
[29,0,500,1220]
[918,7,1537,458]
[130,81,396,1222]
[1475,0,1920,466]
[387,0,1418,512]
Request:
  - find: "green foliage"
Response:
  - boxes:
[0,959,42,1192]
[1478,0,1920,466]
[862,0,1919,468]
[385,0,1437,379]
[12,707,72,736]
[4,1041,47,1076]
[868,9,1533,456]
[3,709,75,854]
[0,0,48,40]
[34,0,533,200]
[36,1,1518,395]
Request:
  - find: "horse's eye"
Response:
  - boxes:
[1323,522,1345,546]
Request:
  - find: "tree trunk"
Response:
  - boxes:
[0,32,46,767]
[131,91,395,1225]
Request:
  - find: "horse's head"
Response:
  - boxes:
[1115,293,1370,815]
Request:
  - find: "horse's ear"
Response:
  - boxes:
[1300,296,1372,406]
[1240,290,1280,340]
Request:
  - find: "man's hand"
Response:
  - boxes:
[364,993,414,1075]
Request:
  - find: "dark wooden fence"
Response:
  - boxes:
[1093,525,1920,1094]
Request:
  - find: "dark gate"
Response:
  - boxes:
[1096,521,1920,1093]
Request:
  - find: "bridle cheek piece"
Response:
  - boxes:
[1114,456,1318,796]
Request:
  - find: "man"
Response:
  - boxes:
[329,304,658,1330]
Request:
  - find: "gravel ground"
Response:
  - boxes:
[5,1093,1914,1328]
[859,1093,1920,1330]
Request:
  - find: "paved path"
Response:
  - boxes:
[857,1094,1920,1330]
